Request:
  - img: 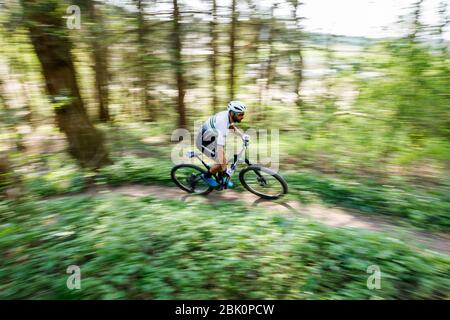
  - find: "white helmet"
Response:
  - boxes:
[227,101,247,113]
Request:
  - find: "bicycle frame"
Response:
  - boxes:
[187,140,253,189]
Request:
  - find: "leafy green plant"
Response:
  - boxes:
[96,156,173,186]
[0,195,448,299]
[286,171,450,231]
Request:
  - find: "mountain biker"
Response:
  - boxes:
[195,101,250,188]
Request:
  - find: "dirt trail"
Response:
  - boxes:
[72,184,450,255]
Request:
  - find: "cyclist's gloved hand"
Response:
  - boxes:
[242,134,250,142]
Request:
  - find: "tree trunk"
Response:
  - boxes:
[262,6,276,122]
[409,0,424,42]
[0,78,9,110]
[0,156,11,187]
[173,0,187,128]
[256,20,265,122]
[87,1,110,122]
[76,0,110,122]
[256,6,276,122]
[0,85,5,110]
[229,0,237,101]
[22,0,111,168]
[210,0,219,113]
[136,0,154,122]
[0,155,22,199]
[0,155,13,194]
[293,0,304,115]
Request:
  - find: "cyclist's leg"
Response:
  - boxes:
[209,145,227,175]
[196,129,221,187]
[196,128,216,159]
[210,146,234,188]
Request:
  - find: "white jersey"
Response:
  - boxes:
[200,110,231,146]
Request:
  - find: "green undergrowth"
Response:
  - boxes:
[0,195,448,299]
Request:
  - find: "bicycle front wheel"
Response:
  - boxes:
[239,165,288,200]
[171,164,213,195]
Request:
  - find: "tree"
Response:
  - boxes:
[229,0,237,101]
[0,152,22,199]
[210,0,219,113]
[21,0,111,168]
[0,155,17,198]
[256,3,277,122]
[291,0,304,115]
[409,0,425,42]
[135,0,155,121]
[172,0,187,128]
[89,1,110,122]
[86,0,110,122]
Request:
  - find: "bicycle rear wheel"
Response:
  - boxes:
[171,164,213,195]
[239,165,288,200]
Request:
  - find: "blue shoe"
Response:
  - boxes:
[222,178,234,188]
[201,173,219,187]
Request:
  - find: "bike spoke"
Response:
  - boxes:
[243,170,284,197]
[173,167,210,193]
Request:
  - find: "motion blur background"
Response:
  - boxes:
[0,0,449,299]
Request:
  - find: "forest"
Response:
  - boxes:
[0,0,449,299]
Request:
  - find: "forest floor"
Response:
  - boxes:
[12,129,449,256]
[50,183,450,255]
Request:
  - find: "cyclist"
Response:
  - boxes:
[195,101,250,188]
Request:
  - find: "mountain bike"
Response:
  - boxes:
[171,139,288,200]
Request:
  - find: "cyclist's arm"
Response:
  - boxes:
[229,123,246,139]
